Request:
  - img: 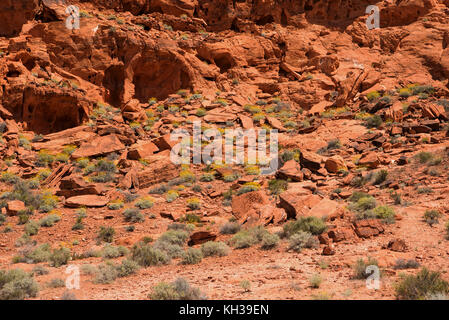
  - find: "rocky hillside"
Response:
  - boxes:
[0,0,449,300]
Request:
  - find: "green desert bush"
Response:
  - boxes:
[261,233,280,250]
[39,214,60,227]
[309,274,322,288]
[181,248,203,265]
[201,241,229,257]
[268,179,288,195]
[150,278,205,300]
[157,230,189,246]
[0,269,39,300]
[135,197,154,209]
[283,217,327,237]
[131,242,170,267]
[288,231,318,252]
[47,278,65,288]
[49,247,71,267]
[230,230,258,249]
[101,244,128,259]
[424,210,441,226]
[107,200,124,210]
[123,208,144,223]
[353,257,379,280]
[395,268,449,300]
[97,226,115,243]
[220,222,240,235]
[24,221,39,236]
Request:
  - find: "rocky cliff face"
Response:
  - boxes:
[1,0,448,132]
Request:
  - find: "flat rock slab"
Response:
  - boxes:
[65,195,109,208]
[71,134,125,159]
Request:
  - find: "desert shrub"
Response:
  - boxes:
[115,259,139,278]
[55,153,69,163]
[157,230,189,246]
[353,257,379,279]
[366,91,380,101]
[72,215,84,231]
[24,221,39,236]
[150,278,205,300]
[268,179,288,195]
[280,149,301,164]
[166,190,179,202]
[15,233,32,247]
[244,165,260,175]
[288,231,318,252]
[38,192,59,213]
[395,268,449,300]
[49,247,71,267]
[230,230,258,249]
[394,259,420,270]
[2,179,42,210]
[248,226,270,242]
[236,182,260,195]
[196,108,207,117]
[241,280,254,294]
[13,212,27,226]
[261,233,280,250]
[122,191,139,203]
[424,210,441,226]
[373,169,388,185]
[13,243,51,264]
[61,291,77,300]
[39,214,61,227]
[32,265,49,276]
[123,208,144,223]
[36,151,55,167]
[364,115,383,128]
[415,152,433,164]
[201,241,229,257]
[0,269,39,300]
[186,198,201,210]
[179,170,195,183]
[349,196,377,213]
[131,243,170,267]
[181,248,203,265]
[107,200,124,210]
[135,197,154,209]
[153,241,184,259]
[318,139,341,154]
[47,278,65,288]
[223,173,239,182]
[94,263,118,284]
[220,222,240,235]
[90,172,114,183]
[80,264,97,275]
[283,216,327,237]
[200,173,214,182]
[101,244,128,259]
[373,205,396,223]
[418,187,433,194]
[97,226,115,243]
[309,274,322,288]
[180,213,201,224]
[167,223,195,233]
[149,184,169,194]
